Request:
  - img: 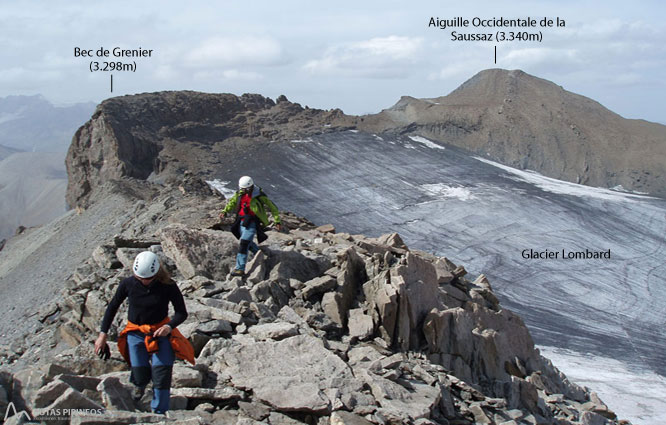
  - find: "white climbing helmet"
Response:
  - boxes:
[239,176,254,189]
[133,251,160,278]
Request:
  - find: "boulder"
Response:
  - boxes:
[32,379,72,408]
[197,320,233,335]
[580,411,611,425]
[96,376,134,411]
[56,374,101,393]
[159,224,238,279]
[248,322,299,341]
[246,250,268,283]
[223,287,253,303]
[172,365,203,388]
[92,245,122,269]
[322,292,346,326]
[170,387,245,402]
[355,368,441,421]
[264,248,324,284]
[330,410,374,425]
[70,410,177,424]
[362,271,399,345]
[316,224,336,234]
[32,387,105,424]
[301,275,337,300]
[347,308,374,341]
[219,335,363,413]
[238,400,272,421]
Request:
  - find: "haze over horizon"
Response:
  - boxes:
[0,1,665,124]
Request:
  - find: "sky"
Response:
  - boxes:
[1,0,665,123]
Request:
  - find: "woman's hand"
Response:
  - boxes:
[153,324,172,338]
[94,333,107,355]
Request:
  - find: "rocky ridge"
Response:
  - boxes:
[0,181,627,425]
[65,70,665,209]
[65,92,355,208]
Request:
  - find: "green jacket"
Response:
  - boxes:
[221,186,281,227]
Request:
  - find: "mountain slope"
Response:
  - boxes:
[358,69,666,198]
[0,152,67,240]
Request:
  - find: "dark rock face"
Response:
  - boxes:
[65,91,354,208]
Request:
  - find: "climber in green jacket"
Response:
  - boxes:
[219,176,282,276]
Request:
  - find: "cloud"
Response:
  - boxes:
[191,69,263,81]
[304,36,423,78]
[185,36,284,68]
[502,47,582,70]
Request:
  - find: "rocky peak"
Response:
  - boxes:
[358,68,666,198]
[65,91,355,209]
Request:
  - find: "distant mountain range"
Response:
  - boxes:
[0,95,95,240]
[0,94,95,153]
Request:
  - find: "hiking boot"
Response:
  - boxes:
[230,269,244,277]
[131,385,146,402]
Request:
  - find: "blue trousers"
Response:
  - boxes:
[235,220,259,271]
[127,331,174,414]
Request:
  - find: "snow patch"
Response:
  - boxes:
[291,137,314,143]
[408,135,445,150]
[348,129,359,133]
[206,179,236,198]
[474,157,654,201]
[420,184,475,201]
[539,346,666,425]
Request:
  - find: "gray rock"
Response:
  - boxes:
[246,250,267,284]
[330,410,374,425]
[96,376,134,411]
[469,404,493,424]
[238,400,272,421]
[159,224,237,279]
[224,287,253,303]
[170,394,189,410]
[248,322,299,340]
[219,335,362,413]
[198,319,233,335]
[322,291,345,326]
[265,248,324,284]
[172,365,203,388]
[362,271,399,345]
[92,244,122,269]
[355,368,441,421]
[580,411,610,425]
[32,379,72,408]
[301,275,337,299]
[69,410,175,424]
[170,387,245,402]
[194,402,215,413]
[316,224,336,234]
[115,247,143,269]
[33,387,105,424]
[81,290,108,331]
[56,374,101,393]
[347,308,374,341]
[268,411,310,425]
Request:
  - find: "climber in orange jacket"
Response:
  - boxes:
[94,251,193,414]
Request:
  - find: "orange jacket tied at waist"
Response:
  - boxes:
[117,317,195,365]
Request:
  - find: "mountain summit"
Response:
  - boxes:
[359,69,666,197]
